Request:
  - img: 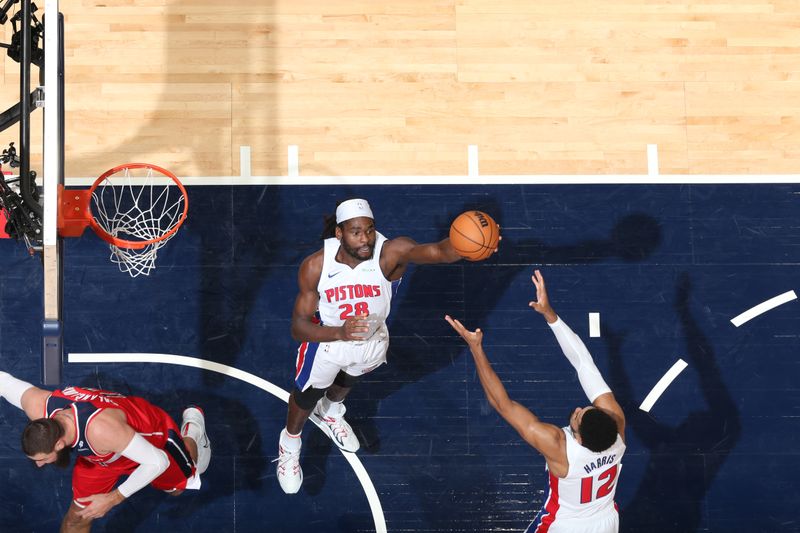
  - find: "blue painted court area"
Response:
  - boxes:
[0,184,798,532]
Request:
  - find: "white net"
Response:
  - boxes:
[91,165,187,277]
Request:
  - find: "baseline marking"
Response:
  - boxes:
[730,290,797,327]
[62,174,800,187]
[68,352,387,533]
[639,358,688,413]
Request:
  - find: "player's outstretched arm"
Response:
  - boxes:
[385,236,463,267]
[0,371,49,420]
[445,316,567,472]
[530,270,625,438]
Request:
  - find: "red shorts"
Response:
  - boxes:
[72,427,196,505]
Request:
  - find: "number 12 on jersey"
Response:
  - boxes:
[580,464,619,504]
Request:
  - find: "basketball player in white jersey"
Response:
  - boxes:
[276,198,498,493]
[446,270,625,533]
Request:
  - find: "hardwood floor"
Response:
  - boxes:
[0,0,797,178]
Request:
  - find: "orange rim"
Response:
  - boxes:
[87,163,188,250]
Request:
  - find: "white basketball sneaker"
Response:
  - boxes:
[275,437,303,494]
[311,399,360,453]
[181,405,211,475]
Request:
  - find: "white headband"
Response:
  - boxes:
[336,199,374,224]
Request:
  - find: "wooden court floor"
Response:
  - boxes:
[0,0,799,178]
[0,2,799,533]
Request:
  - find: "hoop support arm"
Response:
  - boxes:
[56,184,91,237]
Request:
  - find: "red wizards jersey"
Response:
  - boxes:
[45,386,176,466]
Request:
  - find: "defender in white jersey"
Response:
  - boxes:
[446,270,626,533]
[276,198,497,494]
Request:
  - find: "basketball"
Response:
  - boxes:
[449,211,500,261]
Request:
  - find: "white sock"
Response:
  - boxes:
[320,394,345,417]
[280,428,302,452]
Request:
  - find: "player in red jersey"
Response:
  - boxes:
[0,376,211,532]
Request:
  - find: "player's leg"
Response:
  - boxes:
[65,457,123,531]
[181,406,211,475]
[286,386,322,435]
[152,427,202,497]
[310,340,387,452]
[276,385,326,494]
[60,502,93,533]
[277,343,343,494]
[323,380,351,402]
[310,370,361,452]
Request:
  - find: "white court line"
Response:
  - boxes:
[68,352,387,533]
[239,146,251,178]
[468,145,479,178]
[730,290,797,327]
[43,0,60,247]
[639,359,688,413]
[647,144,659,176]
[62,174,800,187]
[588,313,600,338]
[288,145,299,177]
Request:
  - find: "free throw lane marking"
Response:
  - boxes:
[639,358,688,413]
[68,352,386,533]
[730,290,797,327]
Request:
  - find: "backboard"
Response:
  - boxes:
[41,0,64,384]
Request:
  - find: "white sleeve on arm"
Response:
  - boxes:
[548,316,611,403]
[116,433,170,498]
[0,371,34,410]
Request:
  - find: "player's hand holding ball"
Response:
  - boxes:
[449,210,501,261]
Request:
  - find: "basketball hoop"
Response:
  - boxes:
[58,163,188,277]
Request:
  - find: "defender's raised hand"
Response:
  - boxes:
[528,270,557,323]
[445,315,484,350]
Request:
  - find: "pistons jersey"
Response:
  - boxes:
[536,427,626,529]
[317,232,394,337]
[45,386,173,465]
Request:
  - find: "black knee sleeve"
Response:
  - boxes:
[291,386,326,410]
[333,370,360,389]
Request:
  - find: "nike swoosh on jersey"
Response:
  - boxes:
[328,271,343,278]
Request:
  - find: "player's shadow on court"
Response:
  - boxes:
[195,186,306,386]
[352,208,662,452]
[77,380,267,533]
[338,204,662,528]
[505,211,663,264]
[605,273,741,533]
